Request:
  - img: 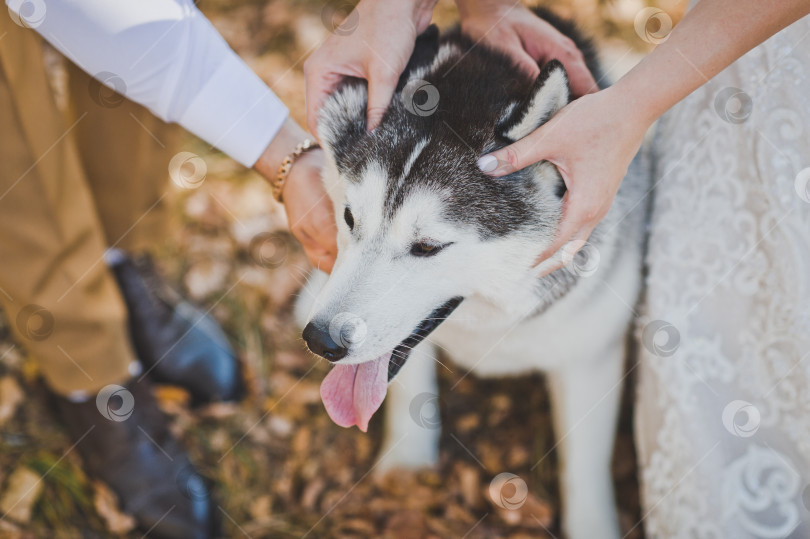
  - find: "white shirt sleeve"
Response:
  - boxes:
[8,0,289,167]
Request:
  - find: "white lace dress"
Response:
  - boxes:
[635,11,810,539]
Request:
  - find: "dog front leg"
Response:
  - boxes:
[375,342,441,474]
[546,343,625,539]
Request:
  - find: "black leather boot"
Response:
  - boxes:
[111,254,244,404]
[54,379,218,538]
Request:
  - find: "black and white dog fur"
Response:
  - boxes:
[296,8,647,538]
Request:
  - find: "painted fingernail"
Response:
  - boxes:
[477,155,498,173]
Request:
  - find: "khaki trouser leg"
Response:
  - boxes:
[0,21,135,396]
[65,63,181,254]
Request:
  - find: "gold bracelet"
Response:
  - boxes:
[271,138,320,203]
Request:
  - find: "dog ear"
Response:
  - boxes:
[317,26,440,165]
[502,60,570,142]
[317,80,368,160]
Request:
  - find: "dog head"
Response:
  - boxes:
[304,29,573,430]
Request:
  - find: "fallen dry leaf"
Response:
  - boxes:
[93,481,136,534]
[0,519,22,538]
[249,494,273,522]
[0,376,24,427]
[154,385,191,408]
[300,476,325,510]
[457,463,484,509]
[493,492,554,529]
[183,259,231,300]
[0,467,42,523]
[384,508,428,539]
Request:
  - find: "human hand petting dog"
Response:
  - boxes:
[305,0,596,135]
[302,0,599,274]
[456,0,596,97]
[479,86,649,276]
[304,0,438,134]
[478,0,810,276]
[254,119,338,273]
[304,0,809,277]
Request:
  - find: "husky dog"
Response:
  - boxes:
[296,9,647,539]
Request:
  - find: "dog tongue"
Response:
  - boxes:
[320,353,391,432]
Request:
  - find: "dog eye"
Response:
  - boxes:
[344,207,354,230]
[410,242,443,257]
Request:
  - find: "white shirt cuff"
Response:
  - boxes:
[178,52,289,167]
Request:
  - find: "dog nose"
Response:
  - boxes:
[302,322,348,362]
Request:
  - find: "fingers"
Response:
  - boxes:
[307,61,401,134]
[477,125,550,177]
[311,219,338,262]
[548,37,597,98]
[304,245,337,274]
[514,48,541,79]
[534,191,602,273]
[552,197,602,259]
[537,192,584,260]
[305,87,326,140]
[563,56,598,97]
[518,21,597,98]
[303,222,337,273]
[299,232,335,274]
[282,150,338,274]
[535,222,597,276]
[300,212,338,274]
[319,255,336,274]
[304,58,325,138]
[366,67,399,131]
[304,67,343,140]
[489,30,542,79]
[295,226,337,274]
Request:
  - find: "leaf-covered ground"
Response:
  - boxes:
[0,1,685,536]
